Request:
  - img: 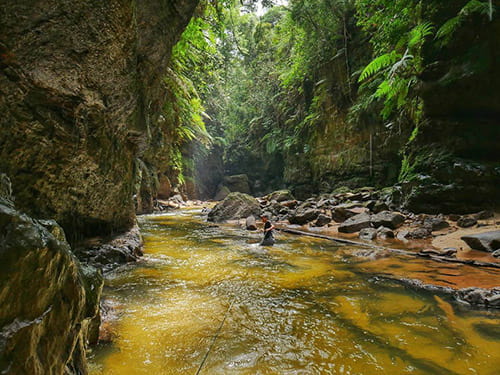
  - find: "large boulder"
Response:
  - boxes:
[0,179,103,374]
[461,231,500,252]
[331,206,358,223]
[223,174,252,194]
[208,192,261,222]
[338,213,372,233]
[371,211,406,229]
[288,208,321,225]
[265,189,295,202]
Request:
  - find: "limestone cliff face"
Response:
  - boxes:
[0,0,199,240]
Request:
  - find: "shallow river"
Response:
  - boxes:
[89,209,500,375]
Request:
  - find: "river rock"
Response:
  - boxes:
[377,226,395,239]
[455,288,500,308]
[331,206,357,223]
[313,214,332,227]
[492,249,500,258]
[265,189,295,202]
[473,210,494,220]
[405,227,432,239]
[208,192,261,222]
[246,215,257,230]
[338,213,372,233]
[419,248,457,257]
[367,200,389,214]
[457,216,477,228]
[75,225,143,271]
[359,227,377,240]
[423,217,450,231]
[288,208,321,225]
[371,211,406,229]
[461,231,500,252]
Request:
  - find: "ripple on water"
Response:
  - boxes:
[89,211,500,375]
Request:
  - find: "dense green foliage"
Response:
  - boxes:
[167,0,496,195]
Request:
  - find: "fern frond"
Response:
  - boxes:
[408,22,434,48]
[435,16,462,41]
[358,51,401,82]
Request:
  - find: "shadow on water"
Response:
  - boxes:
[89,209,500,375]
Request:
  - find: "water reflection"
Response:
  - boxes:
[90,210,500,375]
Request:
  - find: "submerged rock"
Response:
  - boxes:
[208,192,261,222]
[461,231,500,252]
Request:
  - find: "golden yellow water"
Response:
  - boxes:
[89,209,500,375]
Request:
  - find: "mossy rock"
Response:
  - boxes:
[208,192,261,222]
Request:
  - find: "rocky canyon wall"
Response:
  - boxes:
[0,0,199,240]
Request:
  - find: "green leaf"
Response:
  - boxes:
[358,51,401,82]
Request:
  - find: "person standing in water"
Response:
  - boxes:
[260,214,275,246]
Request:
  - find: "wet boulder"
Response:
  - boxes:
[208,192,261,222]
[245,215,257,231]
[288,208,320,225]
[401,227,432,239]
[265,189,295,202]
[457,216,477,228]
[367,201,389,214]
[461,231,500,252]
[359,227,377,241]
[423,217,450,231]
[75,225,143,272]
[313,214,332,227]
[371,211,406,229]
[331,206,358,223]
[338,213,372,233]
